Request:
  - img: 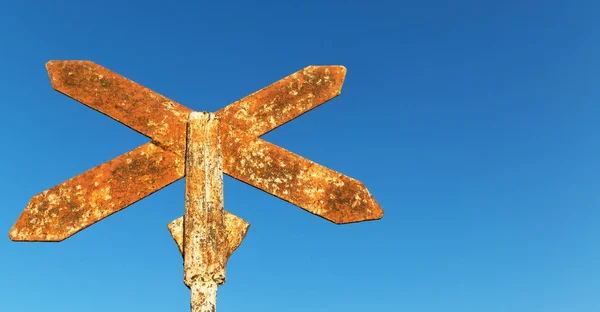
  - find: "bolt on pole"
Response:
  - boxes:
[184,112,226,312]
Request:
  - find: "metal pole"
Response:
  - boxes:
[184,111,226,312]
[190,280,218,312]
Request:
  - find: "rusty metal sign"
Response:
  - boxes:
[9,60,384,312]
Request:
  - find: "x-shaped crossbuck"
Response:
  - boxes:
[9,61,384,312]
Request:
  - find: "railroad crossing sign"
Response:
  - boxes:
[9,61,384,312]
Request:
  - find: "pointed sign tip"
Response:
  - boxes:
[363,192,384,222]
[8,226,19,241]
[330,207,383,225]
[371,206,384,221]
[302,65,347,95]
[7,224,65,242]
[332,204,384,224]
[45,61,57,88]
[46,60,66,90]
[337,65,347,95]
[334,65,347,78]
[8,210,29,241]
[326,185,383,224]
[46,60,97,89]
[8,210,67,242]
[370,194,384,219]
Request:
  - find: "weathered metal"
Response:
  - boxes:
[184,112,229,312]
[10,60,384,312]
[215,65,346,137]
[167,213,249,262]
[168,209,250,312]
[184,112,226,287]
[9,142,184,241]
[191,280,217,312]
[46,60,192,157]
[221,123,383,224]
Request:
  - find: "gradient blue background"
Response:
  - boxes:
[1,1,599,311]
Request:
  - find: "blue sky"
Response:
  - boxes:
[1,0,599,311]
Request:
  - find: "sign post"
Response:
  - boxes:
[9,61,384,311]
[184,112,226,312]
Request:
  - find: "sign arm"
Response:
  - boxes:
[9,142,184,241]
[221,124,383,224]
[46,60,193,157]
[215,65,346,138]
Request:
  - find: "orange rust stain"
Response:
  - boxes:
[216,65,346,137]
[184,112,226,286]
[220,123,383,224]
[46,61,193,157]
[10,62,381,244]
[9,142,184,242]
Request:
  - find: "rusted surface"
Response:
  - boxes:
[219,211,250,260]
[191,280,217,312]
[10,62,382,240]
[167,217,186,255]
[9,143,184,241]
[167,212,250,263]
[184,112,226,287]
[46,60,193,157]
[11,61,384,312]
[216,65,346,137]
[221,123,383,224]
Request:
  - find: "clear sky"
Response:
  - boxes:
[1,0,599,311]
